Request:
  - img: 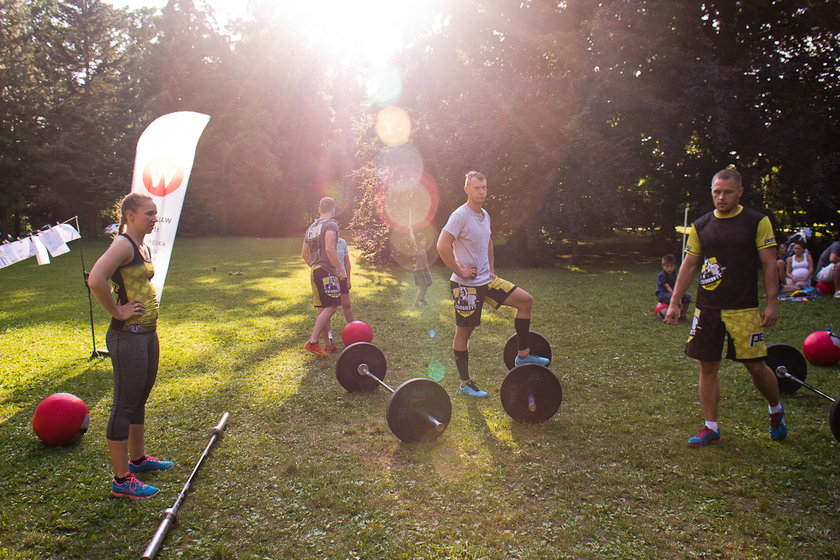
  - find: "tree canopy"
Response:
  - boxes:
[1,0,837,259]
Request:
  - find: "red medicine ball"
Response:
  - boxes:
[815,281,835,296]
[32,393,90,446]
[342,321,374,346]
[802,330,840,367]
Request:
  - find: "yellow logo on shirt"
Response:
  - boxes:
[700,257,725,291]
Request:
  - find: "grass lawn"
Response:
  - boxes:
[0,236,838,560]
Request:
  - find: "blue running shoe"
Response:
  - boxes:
[129,455,174,474]
[688,426,720,447]
[459,381,488,398]
[514,353,550,367]
[769,409,787,441]
[111,474,160,499]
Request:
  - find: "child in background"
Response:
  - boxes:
[410,228,432,307]
[656,253,691,320]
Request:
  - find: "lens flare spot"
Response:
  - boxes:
[370,66,404,107]
[428,360,445,382]
[378,144,423,183]
[382,181,432,230]
[377,171,440,233]
[376,106,411,146]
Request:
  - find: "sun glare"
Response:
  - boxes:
[282,1,432,67]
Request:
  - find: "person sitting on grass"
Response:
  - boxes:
[814,237,840,298]
[783,241,813,291]
[655,253,691,320]
[775,242,791,293]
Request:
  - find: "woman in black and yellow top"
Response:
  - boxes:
[88,193,173,499]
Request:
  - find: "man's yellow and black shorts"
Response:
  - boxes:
[685,307,767,362]
[450,276,517,327]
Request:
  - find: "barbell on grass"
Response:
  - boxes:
[142,412,229,560]
[502,331,552,370]
[766,343,809,395]
[335,342,452,443]
[766,343,840,443]
[501,331,562,423]
[500,363,563,424]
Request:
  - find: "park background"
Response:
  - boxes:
[1,1,839,559]
[2,0,838,257]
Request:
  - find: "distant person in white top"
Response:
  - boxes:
[783,241,813,290]
[436,171,550,398]
[814,239,840,298]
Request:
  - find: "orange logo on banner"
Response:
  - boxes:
[142,154,184,197]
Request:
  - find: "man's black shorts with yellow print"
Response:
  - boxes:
[450,276,517,327]
[685,307,767,362]
[311,266,341,308]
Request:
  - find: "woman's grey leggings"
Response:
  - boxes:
[106,329,159,441]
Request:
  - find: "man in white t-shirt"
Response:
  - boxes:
[436,171,550,398]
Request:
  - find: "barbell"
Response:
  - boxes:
[766,343,840,443]
[501,331,562,424]
[500,363,563,424]
[335,342,452,443]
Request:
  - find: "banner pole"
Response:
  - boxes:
[75,216,108,359]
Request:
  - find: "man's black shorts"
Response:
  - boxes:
[450,276,517,327]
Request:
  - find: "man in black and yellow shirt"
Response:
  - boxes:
[665,168,786,446]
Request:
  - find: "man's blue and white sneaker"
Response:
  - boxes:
[129,455,174,474]
[688,426,721,447]
[514,354,551,367]
[769,409,788,441]
[459,381,489,398]
[111,474,160,499]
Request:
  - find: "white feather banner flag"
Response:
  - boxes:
[130,111,210,302]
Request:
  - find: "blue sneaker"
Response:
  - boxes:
[111,474,160,499]
[769,409,787,441]
[514,353,550,367]
[459,381,489,398]
[688,426,721,447]
[129,455,174,473]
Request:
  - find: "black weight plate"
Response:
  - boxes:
[386,378,452,443]
[766,343,808,395]
[503,331,552,370]
[335,342,386,392]
[830,399,840,444]
[500,364,562,424]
